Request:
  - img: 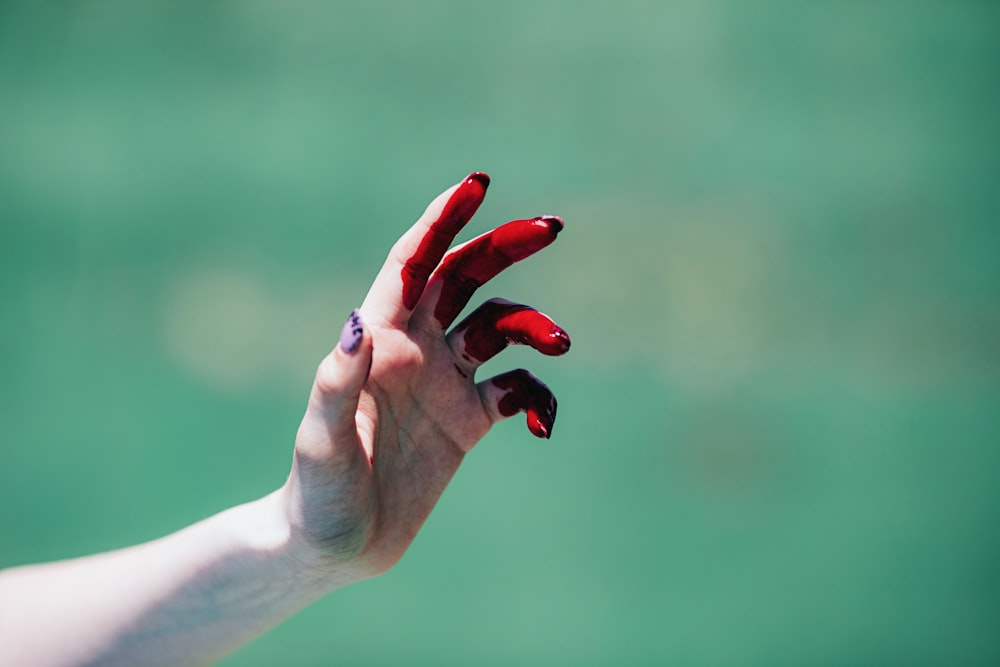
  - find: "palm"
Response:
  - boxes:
[287,173,568,574]
[366,322,492,452]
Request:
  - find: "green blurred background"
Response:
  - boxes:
[1,1,998,665]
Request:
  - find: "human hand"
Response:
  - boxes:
[0,174,569,666]
[282,173,570,578]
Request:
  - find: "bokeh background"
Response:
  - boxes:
[2,1,999,665]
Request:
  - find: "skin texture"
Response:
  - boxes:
[0,172,571,667]
[292,172,569,574]
[0,173,569,667]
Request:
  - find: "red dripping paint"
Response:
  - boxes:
[492,369,557,439]
[433,215,564,326]
[455,299,571,363]
[400,172,490,310]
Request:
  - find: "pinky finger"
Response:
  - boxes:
[478,369,558,439]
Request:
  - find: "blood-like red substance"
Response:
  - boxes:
[454,299,570,363]
[400,172,490,310]
[492,369,557,439]
[433,215,564,326]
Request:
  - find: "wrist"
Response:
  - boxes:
[261,487,372,590]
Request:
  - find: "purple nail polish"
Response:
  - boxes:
[339,309,363,354]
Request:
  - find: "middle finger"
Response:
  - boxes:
[415,215,564,329]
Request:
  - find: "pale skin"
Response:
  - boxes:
[0,173,569,666]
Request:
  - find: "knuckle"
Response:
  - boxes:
[313,354,346,396]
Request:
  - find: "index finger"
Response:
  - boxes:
[363,172,490,327]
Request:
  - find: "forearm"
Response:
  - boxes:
[0,490,356,667]
[0,171,568,665]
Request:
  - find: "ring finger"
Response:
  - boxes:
[446,298,571,376]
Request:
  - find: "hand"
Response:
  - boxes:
[282,173,570,577]
[0,173,569,667]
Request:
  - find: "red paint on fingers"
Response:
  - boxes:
[455,300,571,363]
[434,215,564,326]
[401,172,490,309]
[491,369,557,439]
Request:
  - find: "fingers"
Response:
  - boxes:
[478,369,558,439]
[419,215,564,328]
[447,298,571,373]
[364,172,489,327]
[306,309,374,460]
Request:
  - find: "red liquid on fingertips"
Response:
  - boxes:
[492,369,557,439]
[400,172,490,309]
[434,216,564,325]
[458,300,571,363]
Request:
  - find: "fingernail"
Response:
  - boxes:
[339,309,363,354]
[535,391,557,439]
[494,370,557,440]
[537,397,557,439]
[531,416,551,439]
[548,327,572,355]
[467,171,491,189]
[528,405,556,439]
[537,215,564,233]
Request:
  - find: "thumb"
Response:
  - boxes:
[309,309,373,446]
